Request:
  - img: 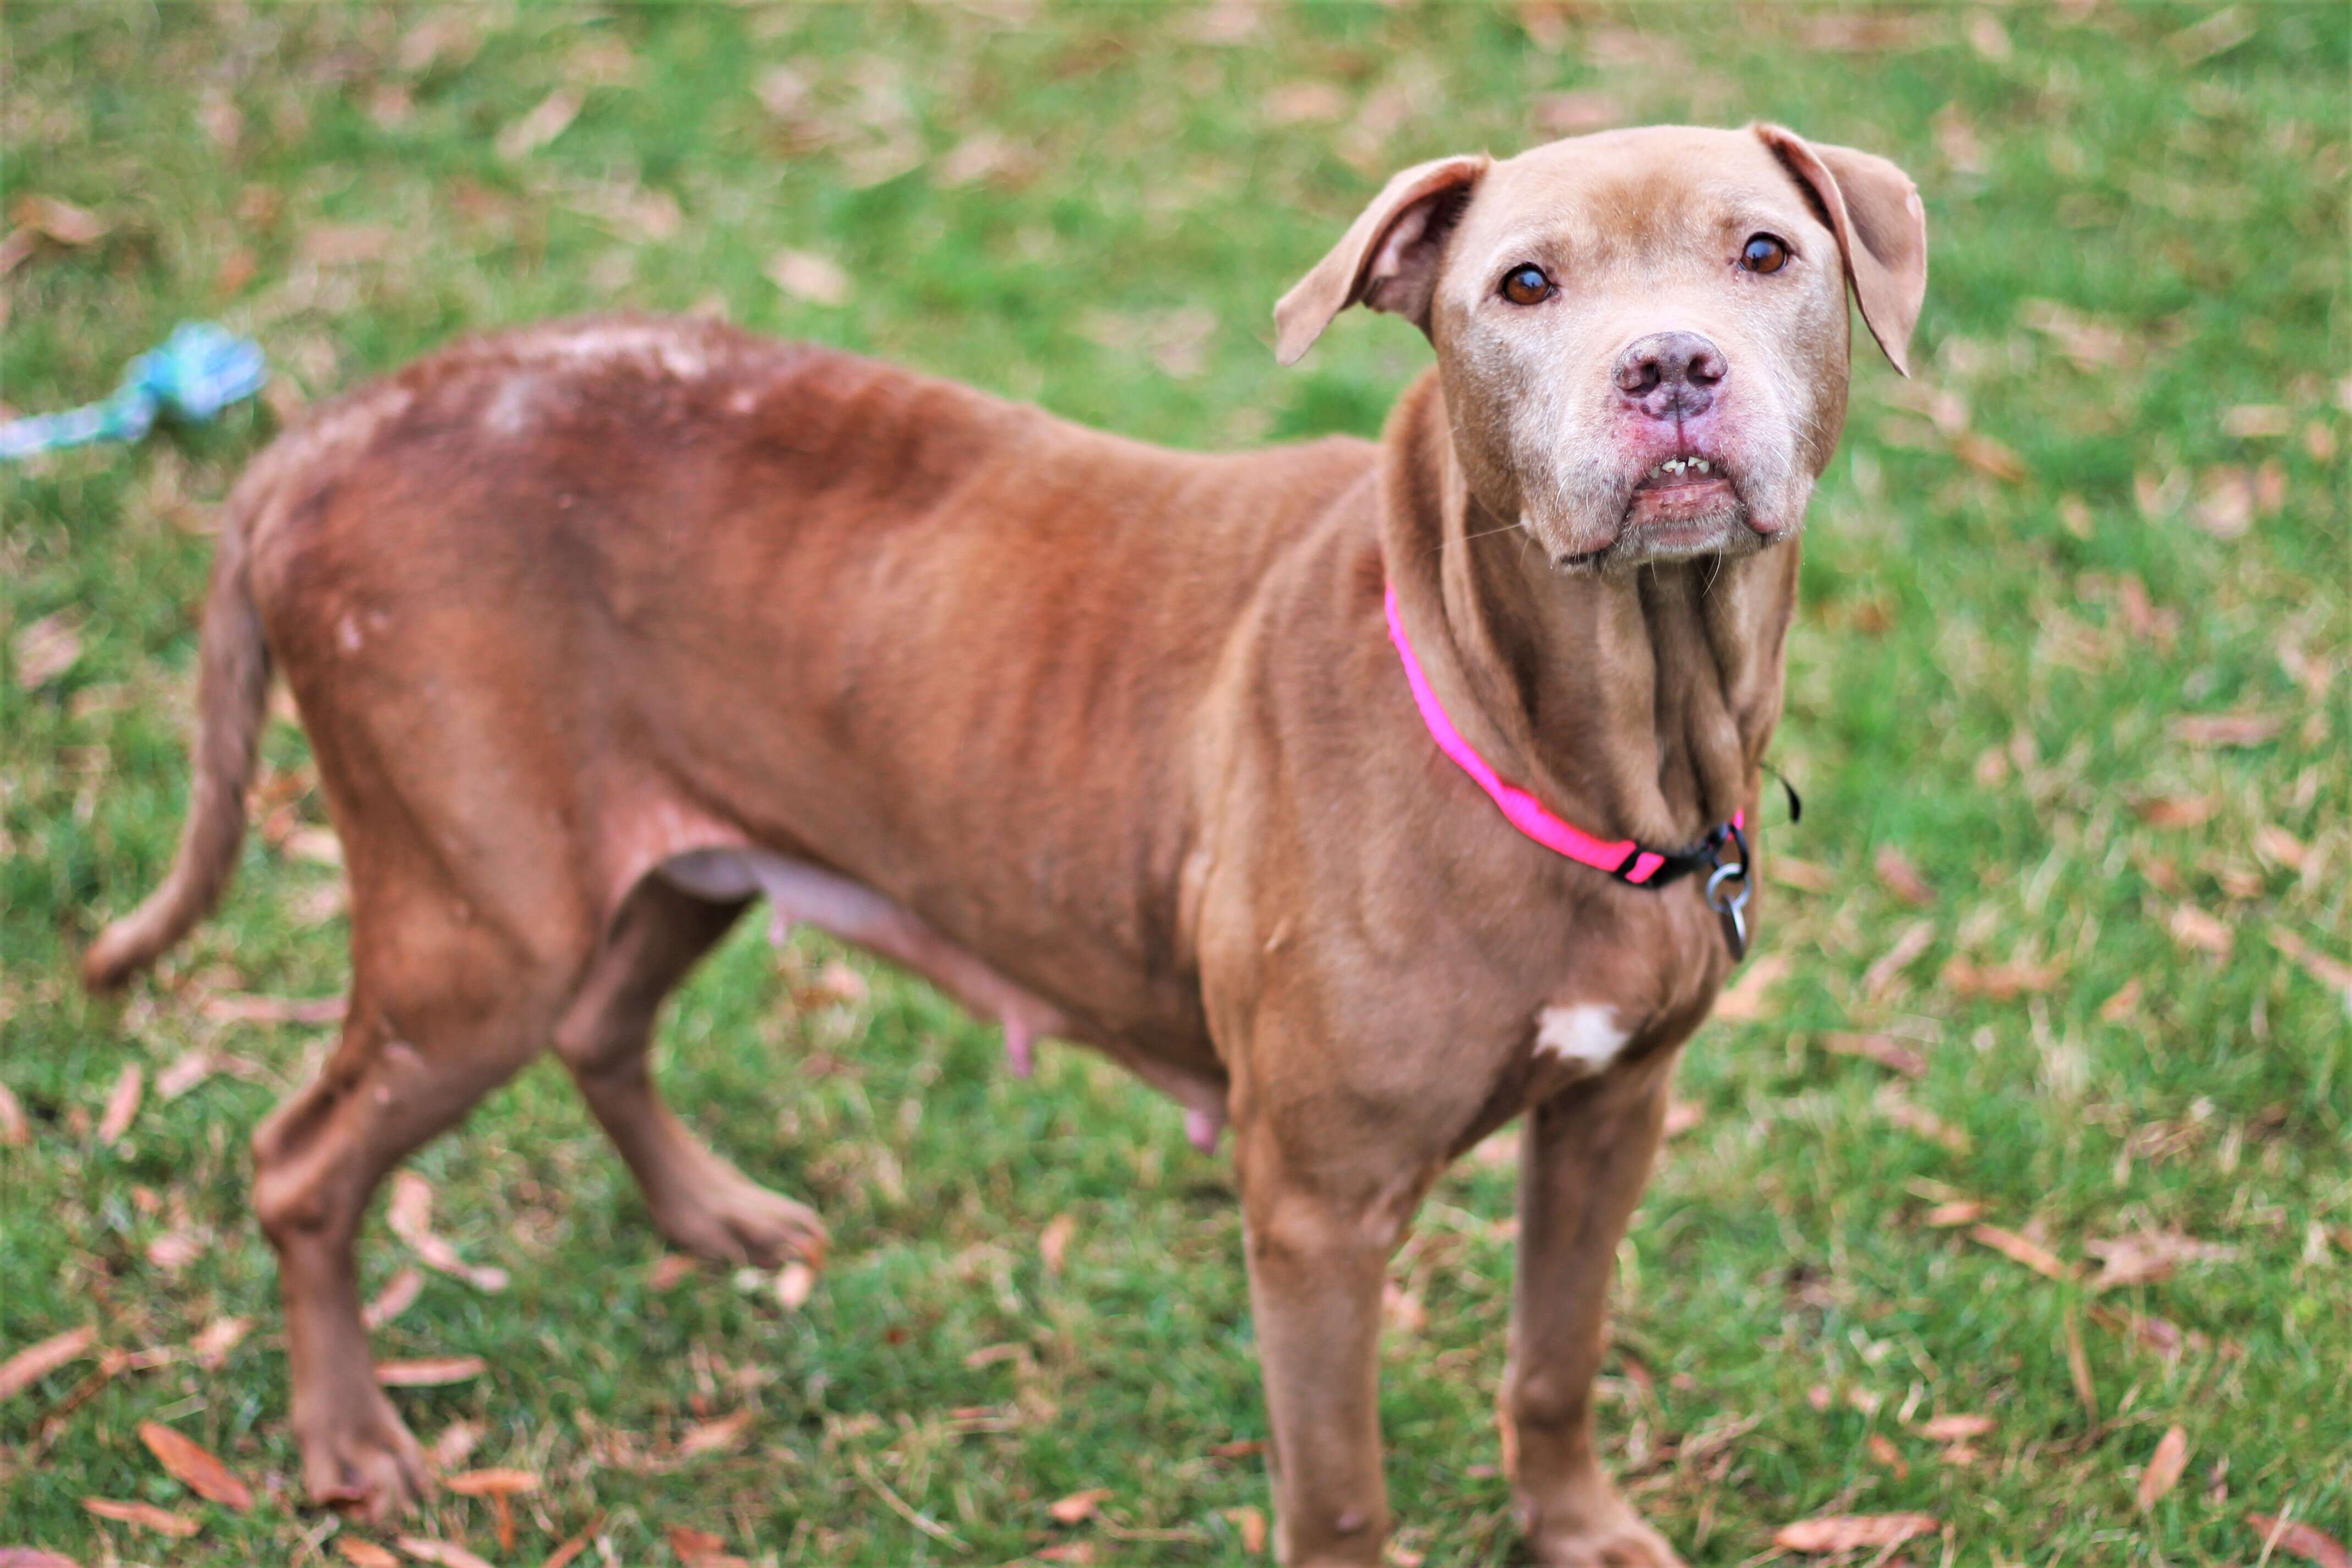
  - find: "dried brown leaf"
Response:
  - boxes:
[443,1468,538,1497]
[337,1540,402,1568]
[2133,794,2216,829]
[80,1499,199,1538]
[1923,1200,1985,1228]
[138,1421,253,1511]
[0,1326,97,1403]
[1824,1032,1927,1077]
[13,613,82,690]
[1952,431,2026,483]
[767,248,850,307]
[95,1064,142,1146]
[1773,1512,1939,1552]
[1969,1223,2075,1281]
[1917,1413,1994,1441]
[0,1552,85,1568]
[1873,847,1935,906]
[374,1356,487,1387]
[1039,1212,1076,1276]
[676,1409,752,1457]
[2086,1229,2241,1291]
[1262,81,1348,125]
[0,1081,26,1146]
[1769,855,1834,892]
[1662,1099,1703,1139]
[2170,711,2282,748]
[497,89,582,161]
[1941,954,2065,1000]
[2244,1514,2351,1568]
[363,1268,424,1330]
[188,1317,251,1369]
[1049,1488,1113,1525]
[1712,951,1790,1022]
[396,1538,496,1568]
[1864,919,1937,999]
[12,194,108,246]
[2271,928,2352,996]
[1221,1504,1268,1555]
[2137,1424,2190,1510]
[2168,904,2234,957]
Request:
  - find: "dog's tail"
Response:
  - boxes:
[82,484,274,992]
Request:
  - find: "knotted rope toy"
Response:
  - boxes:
[0,321,266,462]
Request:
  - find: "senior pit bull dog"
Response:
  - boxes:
[85,122,1924,1564]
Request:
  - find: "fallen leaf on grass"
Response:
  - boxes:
[2133,794,2216,829]
[0,1082,26,1146]
[1039,1212,1076,1276]
[396,1538,496,1568]
[2271,928,2352,998]
[96,1065,143,1146]
[1941,954,2065,1000]
[2170,712,2282,748]
[1863,919,1936,1000]
[1969,1223,2075,1281]
[1711,951,1789,1022]
[676,1410,752,1457]
[1866,1430,1908,1477]
[2099,978,2144,1023]
[186,1317,249,1370]
[2254,824,2309,872]
[138,1421,253,1511]
[1222,1504,1268,1554]
[1769,855,1834,892]
[646,1254,698,1291]
[2168,904,2234,957]
[2086,1229,2241,1290]
[774,1259,818,1310]
[2137,1424,2190,1510]
[767,248,850,307]
[298,224,396,268]
[156,1049,217,1100]
[1261,80,1349,125]
[1917,1413,1994,1441]
[1534,90,1622,135]
[363,1268,424,1330]
[2245,1515,2351,1568]
[1208,1438,1264,1460]
[1773,1512,1939,1552]
[79,1498,199,1538]
[1823,1032,1926,1077]
[376,1357,486,1388]
[496,89,582,161]
[198,992,344,1027]
[386,1173,509,1293]
[0,1550,85,1567]
[429,1421,483,1472]
[1952,431,2026,483]
[536,1511,605,1568]
[1662,1099,1703,1139]
[1923,1200,1984,1228]
[444,1469,538,1498]
[1872,847,1935,906]
[1050,1488,1113,1525]
[145,1228,207,1271]
[666,1526,747,1567]
[12,194,108,247]
[1876,1087,1968,1152]
[0,1327,97,1403]
[13,613,81,690]
[336,1540,401,1567]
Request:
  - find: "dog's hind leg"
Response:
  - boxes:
[553,876,826,1269]
[250,895,582,1521]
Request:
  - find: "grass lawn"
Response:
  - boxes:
[2,3,2346,1564]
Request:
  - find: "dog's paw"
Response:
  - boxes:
[1521,1490,1685,1568]
[652,1170,828,1271]
[298,1390,430,1523]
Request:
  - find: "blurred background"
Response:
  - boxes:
[2,4,2345,1565]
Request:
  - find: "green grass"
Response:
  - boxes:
[3,3,2347,1564]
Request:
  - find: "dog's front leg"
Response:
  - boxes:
[1506,1054,1687,1567]
[1235,1119,1427,1567]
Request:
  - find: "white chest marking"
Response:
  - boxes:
[1535,1003,1629,1074]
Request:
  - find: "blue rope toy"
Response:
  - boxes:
[0,322,267,462]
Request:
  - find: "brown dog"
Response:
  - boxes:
[86,123,1923,1565]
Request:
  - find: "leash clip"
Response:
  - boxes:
[1702,822,1751,961]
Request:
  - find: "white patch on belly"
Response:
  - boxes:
[1535,1003,1628,1074]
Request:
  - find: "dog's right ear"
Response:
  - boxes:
[1272,154,1490,366]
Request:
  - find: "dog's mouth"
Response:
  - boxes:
[1629,454,1738,513]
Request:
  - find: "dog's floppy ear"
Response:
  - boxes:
[1753,124,1928,376]
[1272,153,1490,366]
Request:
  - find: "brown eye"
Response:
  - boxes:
[1500,264,1553,305]
[1740,234,1790,274]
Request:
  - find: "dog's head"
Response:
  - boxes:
[1275,124,1926,570]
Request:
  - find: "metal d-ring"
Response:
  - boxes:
[1705,858,1751,960]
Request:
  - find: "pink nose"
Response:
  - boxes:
[1614,330,1726,421]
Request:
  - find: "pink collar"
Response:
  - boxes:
[1382,581,1740,888]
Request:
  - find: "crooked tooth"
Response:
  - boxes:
[1692,457,1711,473]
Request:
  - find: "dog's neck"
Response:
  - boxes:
[1379,371,1799,851]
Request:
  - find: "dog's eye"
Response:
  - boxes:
[1499,264,1554,306]
[1739,234,1791,274]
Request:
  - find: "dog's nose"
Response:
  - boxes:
[1613,331,1726,419]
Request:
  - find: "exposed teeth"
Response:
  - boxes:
[1647,456,1715,482]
